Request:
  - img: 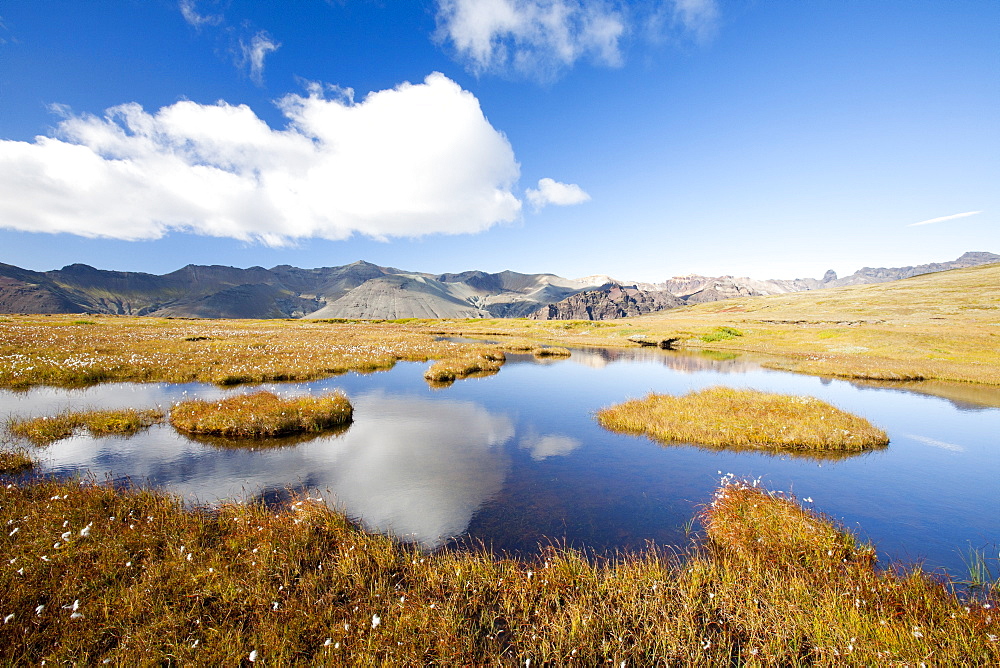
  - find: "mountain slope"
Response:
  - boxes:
[0,252,996,320]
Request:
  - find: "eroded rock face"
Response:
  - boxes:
[529,285,684,320]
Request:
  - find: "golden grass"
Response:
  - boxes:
[169,391,353,438]
[423,349,505,383]
[703,475,875,571]
[0,477,994,665]
[596,387,889,452]
[7,408,165,446]
[532,346,571,358]
[0,315,509,389]
[0,447,34,474]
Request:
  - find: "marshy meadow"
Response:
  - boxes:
[1,266,998,665]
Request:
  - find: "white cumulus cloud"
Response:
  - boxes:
[435,0,626,79]
[526,177,591,209]
[0,73,525,245]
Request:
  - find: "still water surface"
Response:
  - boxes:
[2,347,997,578]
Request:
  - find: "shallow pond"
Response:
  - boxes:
[2,346,997,579]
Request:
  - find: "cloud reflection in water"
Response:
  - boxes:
[37,390,516,549]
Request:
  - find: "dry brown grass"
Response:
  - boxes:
[0,477,994,665]
[596,387,889,452]
[423,349,505,383]
[169,391,352,438]
[0,447,33,474]
[7,408,165,445]
[0,315,509,389]
[532,346,571,358]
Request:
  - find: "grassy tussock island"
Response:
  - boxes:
[423,349,505,383]
[169,391,353,438]
[533,345,572,358]
[597,387,889,452]
[7,408,165,445]
[0,478,994,665]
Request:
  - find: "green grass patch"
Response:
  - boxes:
[169,391,353,438]
[7,409,165,446]
[700,326,744,342]
[596,387,888,452]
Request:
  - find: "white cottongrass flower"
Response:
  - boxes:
[323,638,332,646]
[35,605,44,615]
[79,523,92,538]
[3,614,13,624]
[371,614,381,629]
[249,650,258,662]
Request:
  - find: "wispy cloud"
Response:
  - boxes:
[669,0,719,42]
[180,2,277,84]
[178,0,223,28]
[240,32,281,84]
[435,0,626,80]
[435,0,720,80]
[0,74,535,245]
[907,210,982,227]
[526,177,590,210]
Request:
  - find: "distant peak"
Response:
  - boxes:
[573,274,618,286]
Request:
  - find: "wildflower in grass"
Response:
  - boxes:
[3,614,13,624]
[371,614,381,629]
[249,650,258,662]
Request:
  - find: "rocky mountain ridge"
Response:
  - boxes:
[530,251,1000,320]
[0,252,996,321]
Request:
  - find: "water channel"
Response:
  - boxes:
[2,346,997,579]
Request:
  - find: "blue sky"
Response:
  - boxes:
[0,1,997,282]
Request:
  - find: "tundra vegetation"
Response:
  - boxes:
[596,387,889,454]
[0,264,997,662]
[0,445,33,474]
[169,391,353,438]
[436,263,1000,387]
[7,408,165,446]
[0,316,513,390]
[532,345,572,358]
[423,348,505,384]
[0,477,994,665]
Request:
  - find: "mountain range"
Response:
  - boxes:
[0,251,997,321]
